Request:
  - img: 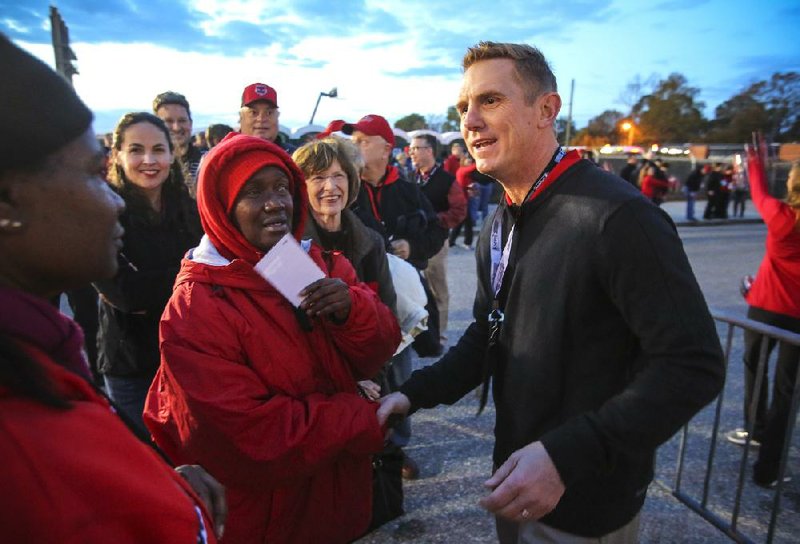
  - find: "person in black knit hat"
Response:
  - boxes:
[0,34,226,542]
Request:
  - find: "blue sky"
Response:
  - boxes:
[4,0,798,136]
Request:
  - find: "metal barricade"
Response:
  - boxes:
[667,308,800,543]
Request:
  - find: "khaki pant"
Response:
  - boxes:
[496,513,641,544]
[423,242,449,336]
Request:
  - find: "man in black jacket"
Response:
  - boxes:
[345,114,447,480]
[703,163,725,219]
[618,154,639,187]
[409,133,467,341]
[684,164,705,221]
[378,41,725,543]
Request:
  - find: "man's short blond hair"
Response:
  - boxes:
[462,41,557,104]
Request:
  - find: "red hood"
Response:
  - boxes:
[196,132,308,266]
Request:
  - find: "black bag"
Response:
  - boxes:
[368,445,404,531]
[411,274,442,357]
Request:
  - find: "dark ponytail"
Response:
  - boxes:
[0,334,70,409]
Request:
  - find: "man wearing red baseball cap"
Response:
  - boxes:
[239,82,294,152]
[343,114,445,276]
[344,113,448,480]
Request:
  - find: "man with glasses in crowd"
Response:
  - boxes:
[344,114,447,480]
[409,134,466,344]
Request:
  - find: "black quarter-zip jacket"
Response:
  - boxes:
[401,159,724,537]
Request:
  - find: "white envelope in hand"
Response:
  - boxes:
[253,235,325,307]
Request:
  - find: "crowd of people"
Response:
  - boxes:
[618,153,751,221]
[2,31,797,544]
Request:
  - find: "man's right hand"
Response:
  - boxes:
[377,392,411,427]
[390,239,411,260]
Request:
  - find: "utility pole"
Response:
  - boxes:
[564,79,575,148]
[50,6,78,86]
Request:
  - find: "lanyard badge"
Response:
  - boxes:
[478,147,564,414]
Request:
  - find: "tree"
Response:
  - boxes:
[394,113,427,132]
[632,73,706,143]
[586,110,625,144]
[747,72,800,142]
[441,106,460,132]
[426,114,444,132]
[617,73,658,114]
[702,71,799,143]
[705,91,769,143]
[570,127,609,148]
[556,117,576,145]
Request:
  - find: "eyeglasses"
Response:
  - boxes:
[308,172,347,184]
[409,146,431,152]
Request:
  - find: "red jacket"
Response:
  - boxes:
[443,153,461,175]
[641,175,669,199]
[144,239,400,544]
[455,163,477,191]
[0,345,216,544]
[745,147,800,318]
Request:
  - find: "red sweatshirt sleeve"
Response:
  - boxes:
[437,180,468,229]
[747,141,797,236]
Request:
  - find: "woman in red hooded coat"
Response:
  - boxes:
[144,133,400,544]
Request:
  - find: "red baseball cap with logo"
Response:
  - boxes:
[241,83,278,108]
[342,114,394,147]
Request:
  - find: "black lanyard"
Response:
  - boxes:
[415,165,438,186]
[478,146,565,414]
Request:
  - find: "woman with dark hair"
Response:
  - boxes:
[0,35,224,542]
[727,139,800,488]
[144,133,400,543]
[94,112,202,432]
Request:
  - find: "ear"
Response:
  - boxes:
[538,92,562,129]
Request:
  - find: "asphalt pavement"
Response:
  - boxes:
[357,201,800,543]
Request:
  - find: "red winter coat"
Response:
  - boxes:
[0,345,216,544]
[745,144,800,318]
[641,174,669,200]
[144,238,400,544]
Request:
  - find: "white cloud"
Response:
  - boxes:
[17,32,463,135]
[3,18,30,33]
[13,0,798,136]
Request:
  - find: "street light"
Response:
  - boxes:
[309,87,338,124]
[621,120,635,147]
